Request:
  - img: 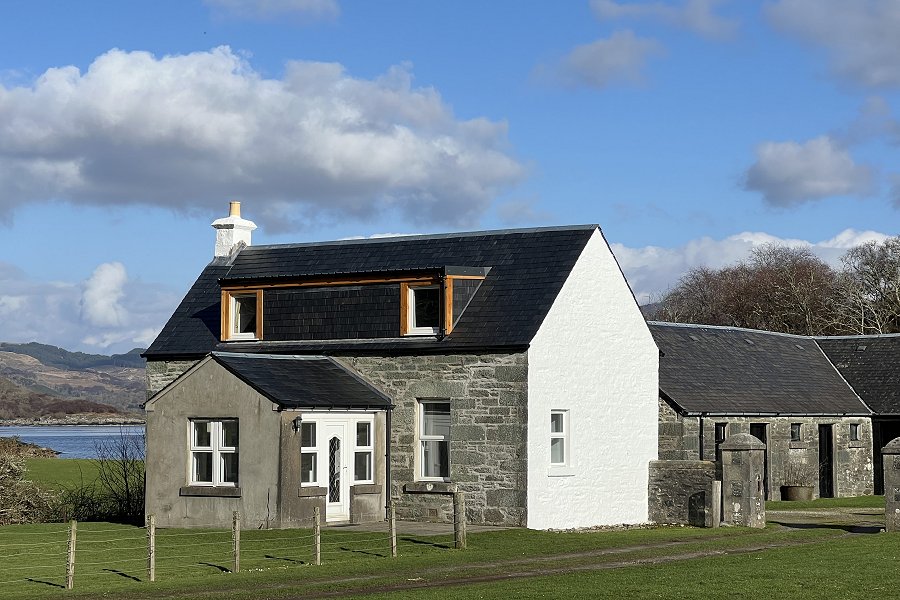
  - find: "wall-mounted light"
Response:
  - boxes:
[293,416,303,433]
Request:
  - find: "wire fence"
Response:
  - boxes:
[0,493,468,593]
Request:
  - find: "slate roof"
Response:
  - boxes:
[649,322,869,416]
[816,335,900,416]
[211,353,392,410]
[144,225,598,358]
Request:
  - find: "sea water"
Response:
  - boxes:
[0,425,145,459]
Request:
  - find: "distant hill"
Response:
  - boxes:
[640,302,661,320]
[0,343,147,414]
[0,342,145,370]
[0,375,120,420]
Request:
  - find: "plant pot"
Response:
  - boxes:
[780,485,814,501]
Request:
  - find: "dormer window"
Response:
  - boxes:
[221,289,263,341]
[402,283,441,336]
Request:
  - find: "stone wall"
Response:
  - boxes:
[146,360,199,398]
[340,352,528,527]
[657,400,874,500]
[648,460,717,527]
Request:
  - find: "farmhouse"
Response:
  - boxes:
[651,322,874,501]
[143,203,658,530]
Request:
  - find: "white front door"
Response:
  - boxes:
[323,422,349,522]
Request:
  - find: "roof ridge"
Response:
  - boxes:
[647,321,810,339]
[239,224,599,252]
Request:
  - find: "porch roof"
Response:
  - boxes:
[211,352,392,410]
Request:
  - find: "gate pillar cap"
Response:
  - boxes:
[882,438,900,455]
[720,432,765,451]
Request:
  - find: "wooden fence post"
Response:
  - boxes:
[147,514,156,582]
[453,491,466,550]
[389,503,397,558]
[232,511,241,574]
[65,519,77,590]
[313,506,321,566]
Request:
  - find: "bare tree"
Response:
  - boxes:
[93,429,145,524]
[833,237,900,334]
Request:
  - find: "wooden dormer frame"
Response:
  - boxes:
[401,274,486,336]
[221,289,264,342]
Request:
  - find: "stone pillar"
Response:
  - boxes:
[882,439,900,532]
[720,433,766,528]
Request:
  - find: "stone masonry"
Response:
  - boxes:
[146,360,199,398]
[648,460,717,527]
[147,352,529,527]
[658,398,873,500]
[341,352,528,527]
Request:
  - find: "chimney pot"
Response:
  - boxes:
[229,201,241,217]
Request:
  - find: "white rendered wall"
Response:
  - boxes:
[526,228,659,529]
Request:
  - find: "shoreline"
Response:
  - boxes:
[0,415,145,427]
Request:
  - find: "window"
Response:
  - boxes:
[850,423,860,442]
[222,289,263,341]
[300,422,317,484]
[550,410,568,466]
[714,422,727,446]
[354,422,373,482]
[419,401,450,480]
[790,423,802,443]
[190,419,238,486]
[406,285,440,335]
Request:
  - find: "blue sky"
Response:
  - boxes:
[0,0,897,353]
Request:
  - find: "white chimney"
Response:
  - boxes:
[212,201,257,257]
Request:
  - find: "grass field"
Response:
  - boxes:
[0,483,889,599]
[24,458,100,490]
[0,519,868,600]
[767,494,884,511]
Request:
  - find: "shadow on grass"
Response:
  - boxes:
[25,578,64,589]
[103,568,141,582]
[199,562,230,573]
[264,554,308,564]
[400,536,452,550]
[336,547,388,557]
[771,521,883,534]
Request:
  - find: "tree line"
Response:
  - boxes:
[650,236,900,336]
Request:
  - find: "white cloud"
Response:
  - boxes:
[80,262,129,328]
[204,0,339,21]
[544,30,664,89]
[766,0,900,88]
[743,136,874,206]
[613,228,891,303]
[0,260,179,353]
[0,47,525,230]
[591,0,737,39]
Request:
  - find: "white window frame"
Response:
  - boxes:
[549,410,574,477]
[850,423,860,442]
[300,422,318,484]
[418,400,450,482]
[189,419,239,487]
[407,285,441,336]
[354,421,374,484]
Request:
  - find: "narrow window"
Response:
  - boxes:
[354,421,373,482]
[715,423,727,445]
[407,285,441,335]
[419,401,450,480]
[300,422,317,484]
[790,423,802,443]
[550,410,568,466]
[190,419,239,486]
[850,423,860,442]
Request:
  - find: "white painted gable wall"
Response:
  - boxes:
[526,228,659,529]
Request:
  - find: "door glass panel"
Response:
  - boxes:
[328,436,341,502]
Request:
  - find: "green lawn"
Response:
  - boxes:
[0,521,844,600]
[24,459,100,490]
[767,494,884,511]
